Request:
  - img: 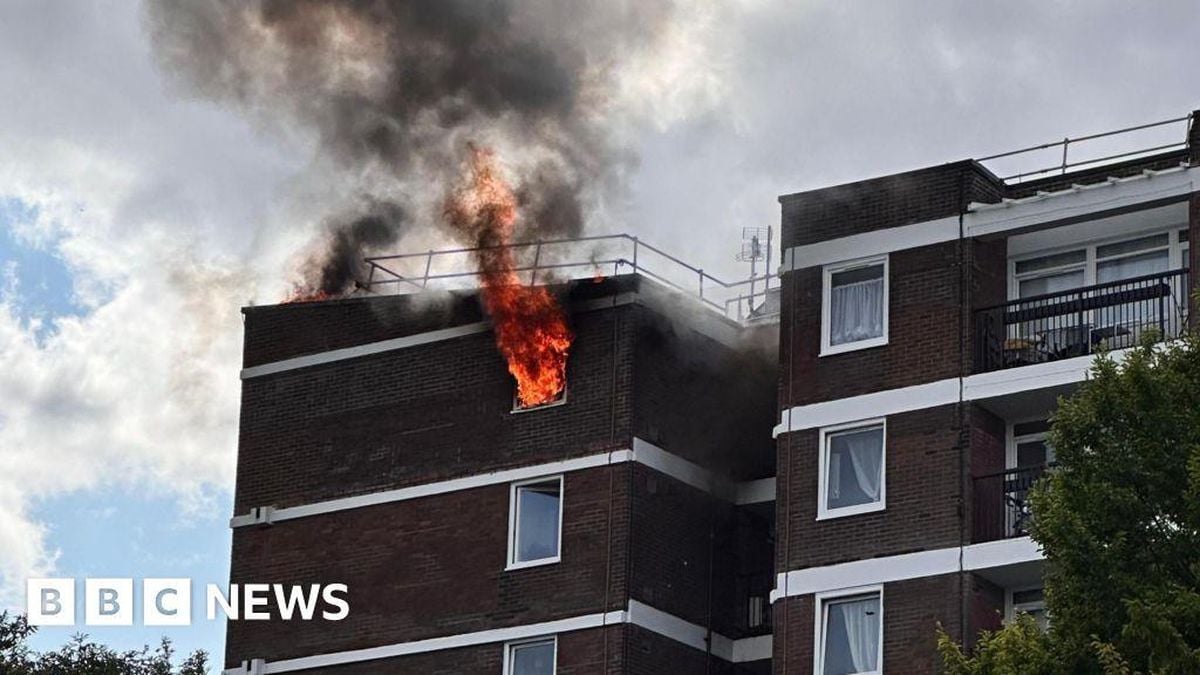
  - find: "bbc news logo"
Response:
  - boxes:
[26,578,349,626]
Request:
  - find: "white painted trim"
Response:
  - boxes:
[631,438,731,500]
[784,217,959,272]
[507,475,564,570]
[961,536,1043,570]
[503,635,557,675]
[966,165,1194,239]
[239,292,641,381]
[778,164,1197,275]
[780,547,961,597]
[247,610,626,674]
[732,634,774,663]
[774,378,959,437]
[820,255,889,356]
[773,537,1042,601]
[240,322,490,379]
[231,440,775,528]
[814,585,884,675]
[817,420,886,520]
[735,477,776,505]
[774,347,1145,437]
[229,450,629,528]
[222,602,772,673]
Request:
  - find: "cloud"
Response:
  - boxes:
[0,1,303,604]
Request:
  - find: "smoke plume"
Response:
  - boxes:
[145,0,690,296]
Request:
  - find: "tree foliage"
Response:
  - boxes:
[0,611,208,675]
[941,333,1200,674]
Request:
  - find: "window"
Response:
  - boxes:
[504,637,556,675]
[818,421,886,519]
[1009,588,1049,631]
[816,588,883,675]
[1011,419,1055,469]
[822,256,888,355]
[507,477,563,569]
[1011,228,1186,300]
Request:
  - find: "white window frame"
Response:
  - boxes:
[817,419,887,520]
[1008,226,1188,301]
[821,254,889,356]
[1006,419,1054,470]
[503,636,557,675]
[511,386,569,414]
[506,476,564,570]
[1005,586,1047,626]
[814,585,884,675]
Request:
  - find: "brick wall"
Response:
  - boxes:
[776,405,964,571]
[284,625,625,674]
[772,574,963,675]
[632,306,777,479]
[234,304,636,513]
[779,242,966,408]
[778,161,1003,249]
[226,464,630,665]
[230,281,777,671]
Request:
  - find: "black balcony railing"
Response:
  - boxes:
[973,465,1049,542]
[974,268,1190,373]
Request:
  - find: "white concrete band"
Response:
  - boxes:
[240,293,641,380]
[222,601,772,674]
[774,347,1136,436]
[770,537,1043,603]
[778,164,1195,274]
[232,438,772,528]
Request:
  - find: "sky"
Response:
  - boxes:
[2,0,1200,664]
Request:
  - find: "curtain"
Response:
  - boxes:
[830,277,883,344]
[826,596,881,674]
[829,429,882,508]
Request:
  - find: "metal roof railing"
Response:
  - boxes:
[978,112,1193,183]
[362,233,778,322]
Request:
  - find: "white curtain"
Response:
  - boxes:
[830,278,883,345]
[830,429,882,507]
[827,596,881,674]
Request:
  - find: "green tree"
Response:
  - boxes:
[0,611,209,675]
[940,333,1200,674]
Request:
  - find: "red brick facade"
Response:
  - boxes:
[227,278,777,672]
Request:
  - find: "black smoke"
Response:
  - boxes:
[146,0,677,296]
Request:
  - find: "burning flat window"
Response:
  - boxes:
[508,477,562,569]
[512,384,567,412]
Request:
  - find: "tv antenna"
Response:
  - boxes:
[735,226,772,317]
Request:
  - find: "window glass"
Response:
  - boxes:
[1012,588,1049,631]
[513,480,561,564]
[829,263,885,346]
[822,594,881,674]
[1095,233,1169,259]
[827,426,884,511]
[1018,269,1085,298]
[1179,229,1189,243]
[1014,250,1085,275]
[509,639,555,675]
[1096,250,1168,283]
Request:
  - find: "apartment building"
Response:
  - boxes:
[771,113,1198,673]
[224,275,778,674]
[224,111,1199,674]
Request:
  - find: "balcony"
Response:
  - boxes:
[972,465,1047,542]
[974,268,1190,373]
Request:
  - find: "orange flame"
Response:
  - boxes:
[282,288,335,304]
[444,146,574,407]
